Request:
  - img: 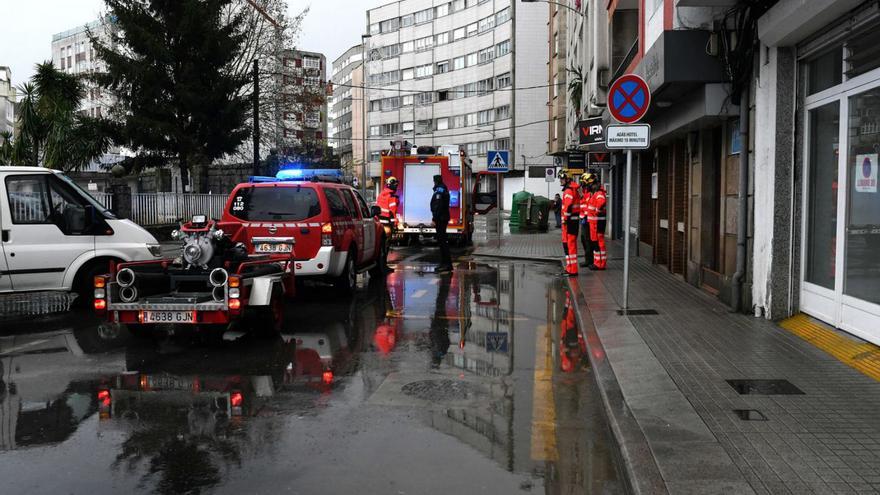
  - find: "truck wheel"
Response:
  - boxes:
[334,250,357,296]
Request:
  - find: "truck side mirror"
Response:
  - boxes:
[370,205,382,218]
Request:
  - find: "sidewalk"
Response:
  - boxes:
[472,230,559,262]
[566,242,880,494]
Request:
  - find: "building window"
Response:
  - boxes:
[416,92,434,105]
[467,23,478,37]
[369,125,380,136]
[495,105,510,120]
[806,47,842,96]
[402,68,414,80]
[496,72,512,88]
[436,117,449,130]
[478,47,494,65]
[402,121,414,132]
[380,18,399,33]
[477,78,494,95]
[370,23,380,35]
[416,120,432,134]
[415,36,433,52]
[478,16,495,33]
[414,8,433,24]
[452,0,465,12]
[370,100,381,111]
[370,151,381,162]
[805,101,840,291]
[494,137,510,150]
[401,14,414,27]
[495,40,511,57]
[402,41,414,53]
[304,56,321,69]
[453,115,466,128]
[496,7,511,25]
[381,123,400,135]
[436,61,449,74]
[465,113,477,127]
[436,32,450,46]
[383,44,401,58]
[477,110,492,125]
[466,53,478,67]
[415,64,433,78]
[402,95,414,106]
[453,56,466,70]
[436,3,450,17]
[454,27,466,41]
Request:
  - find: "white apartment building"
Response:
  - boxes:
[365,0,550,206]
[0,67,15,139]
[330,44,365,168]
[51,19,110,121]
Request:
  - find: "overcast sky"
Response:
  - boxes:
[2,0,384,86]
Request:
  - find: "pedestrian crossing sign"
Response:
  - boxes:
[487,150,509,173]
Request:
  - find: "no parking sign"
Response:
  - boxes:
[545,167,556,182]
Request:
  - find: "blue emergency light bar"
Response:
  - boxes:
[248,168,343,183]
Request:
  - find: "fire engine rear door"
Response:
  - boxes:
[403,164,440,227]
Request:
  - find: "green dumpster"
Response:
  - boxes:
[509,190,533,233]
[530,196,551,232]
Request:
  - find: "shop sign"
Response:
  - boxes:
[855,154,877,193]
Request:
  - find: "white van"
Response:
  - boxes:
[0,166,161,303]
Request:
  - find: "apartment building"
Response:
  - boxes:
[279,49,329,157]
[51,19,109,121]
[0,67,14,139]
[365,0,550,206]
[330,45,366,178]
[546,2,567,157]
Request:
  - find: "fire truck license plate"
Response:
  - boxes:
[256,242,292,253]
[142,311,195,323]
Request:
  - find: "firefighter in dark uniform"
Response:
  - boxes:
[578,172,594,267]
[431,174,453,273]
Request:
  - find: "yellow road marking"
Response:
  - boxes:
[531,324,558,461]
[779,314,880,382]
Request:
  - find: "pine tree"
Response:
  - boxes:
[92,0,250,191]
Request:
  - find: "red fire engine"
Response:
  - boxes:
[378,143,495,245]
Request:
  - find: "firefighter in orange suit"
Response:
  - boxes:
[559,288,588,373]
[585,174,607,270]
[579,173,594,268]
[559,171,581,277]
[376,177,400,273]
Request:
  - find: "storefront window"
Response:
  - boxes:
[807,47,842,96]
[844,87,880,304]
[805,102,840,290]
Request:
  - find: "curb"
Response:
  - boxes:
[564,268,668,495]
[471,252,558,263]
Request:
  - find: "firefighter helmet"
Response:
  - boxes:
[385,176,399,187]
[581,172,597,185]
[558,170,571,183]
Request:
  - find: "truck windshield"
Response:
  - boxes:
[229,186,321,221]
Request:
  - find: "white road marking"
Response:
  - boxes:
[412,289,428,299]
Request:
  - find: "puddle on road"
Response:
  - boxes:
[0,258,621,495]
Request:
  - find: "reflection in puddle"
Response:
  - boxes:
[0,260,620,494]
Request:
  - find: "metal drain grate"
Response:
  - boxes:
[733,409,768,421]
[401,379,481,401]
[726,379,805,395]
[617,309,659,316]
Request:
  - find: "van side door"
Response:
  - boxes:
[3,174,95,291]
[0,182,12,292]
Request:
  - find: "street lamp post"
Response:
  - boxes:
[360,34,372,199]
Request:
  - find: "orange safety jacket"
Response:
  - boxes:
[562,183,581,221]
[579,187,592,220]
[586,187,607,223]
[376,187,399,226]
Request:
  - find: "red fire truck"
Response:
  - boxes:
[379,143,495,245]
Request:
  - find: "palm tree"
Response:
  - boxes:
[567,66,584,119]
[7,62,111,171]
[0,131,12,165]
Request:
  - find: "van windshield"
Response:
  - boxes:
[56,173,116,219]
[229,186,321,221]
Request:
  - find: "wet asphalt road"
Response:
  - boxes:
[0,246,622,495]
